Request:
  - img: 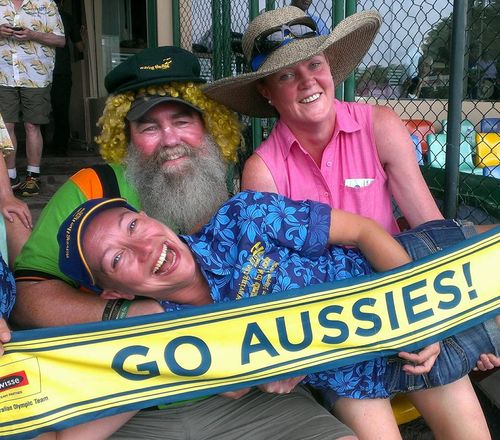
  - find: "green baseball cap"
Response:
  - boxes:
[105,46,206,94]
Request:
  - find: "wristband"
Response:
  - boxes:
[102,299,132,320]
[102,299,118,321]
[108,299,125,320]
[116,300,132,319]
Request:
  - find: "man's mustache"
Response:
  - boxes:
[158,144,195,159]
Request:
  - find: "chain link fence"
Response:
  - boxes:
[174,0,499,222]
[356,0,499,223]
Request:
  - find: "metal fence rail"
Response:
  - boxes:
[173,0,500,222]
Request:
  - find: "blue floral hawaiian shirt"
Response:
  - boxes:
[162,191,388,399]
[0,253,15,318]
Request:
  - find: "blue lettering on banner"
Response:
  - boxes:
[110,267,482,379]
[434,270,462,309]
[353,298,381,337]
[241,323,279,364]
[462,262,478,299]
[112,345,160,380]
[277,311,313,352]
[403,280,434,324]
[385,291,400,330]
[165,336,211,376]
[318,305,349,344]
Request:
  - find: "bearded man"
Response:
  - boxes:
[11,46,354,440]
[123,109,229,233]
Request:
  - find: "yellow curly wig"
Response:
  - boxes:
[96,82,242,164]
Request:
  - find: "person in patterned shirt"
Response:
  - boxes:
[52,192,498,440]
[0,0,65,197]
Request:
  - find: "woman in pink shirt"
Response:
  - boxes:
[204,6,498,440]
[204,7,442,234]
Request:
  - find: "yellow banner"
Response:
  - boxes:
[1,228,499,439]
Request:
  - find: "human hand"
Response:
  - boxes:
[398,342,440,375]
[12,27,31,41]
[0,24,15,38]
[0,317,11,356]
[474,353,500,371]
[1,195,32,229]
[257,375,305,394]
[219,387,252,399]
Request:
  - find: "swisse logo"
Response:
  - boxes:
[0,371,29,392]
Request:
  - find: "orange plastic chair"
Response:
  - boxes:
[403,119,435,156]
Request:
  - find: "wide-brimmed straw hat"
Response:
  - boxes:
[203,6,382,117]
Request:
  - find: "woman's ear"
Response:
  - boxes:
[100,289,135,301]
[256,81,271,101]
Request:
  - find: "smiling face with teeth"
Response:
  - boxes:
[82,207,209,305]
[129,102,206,173]
[257,53,335,132]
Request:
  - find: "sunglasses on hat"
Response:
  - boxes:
[250,17,319,71]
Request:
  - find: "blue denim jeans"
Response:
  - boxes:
[394,218,476,260]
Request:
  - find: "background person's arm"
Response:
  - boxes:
[373,105,443,228]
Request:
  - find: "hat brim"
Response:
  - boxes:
[126,96,203,121]
[203,11,382,117]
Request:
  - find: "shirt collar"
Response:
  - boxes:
[276,99,361,159]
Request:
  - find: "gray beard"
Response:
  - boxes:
[124,136,229,233]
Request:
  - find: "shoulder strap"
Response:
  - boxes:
[91,164,121,198]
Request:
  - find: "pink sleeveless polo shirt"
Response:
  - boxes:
[256,100,400,234]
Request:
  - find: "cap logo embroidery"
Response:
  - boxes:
[140,57,173,71]
[65,206,86,258]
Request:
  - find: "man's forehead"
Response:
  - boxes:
[135,101,201,122]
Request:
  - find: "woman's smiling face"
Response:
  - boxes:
[82,207,199,302]
[258,54,335,129]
